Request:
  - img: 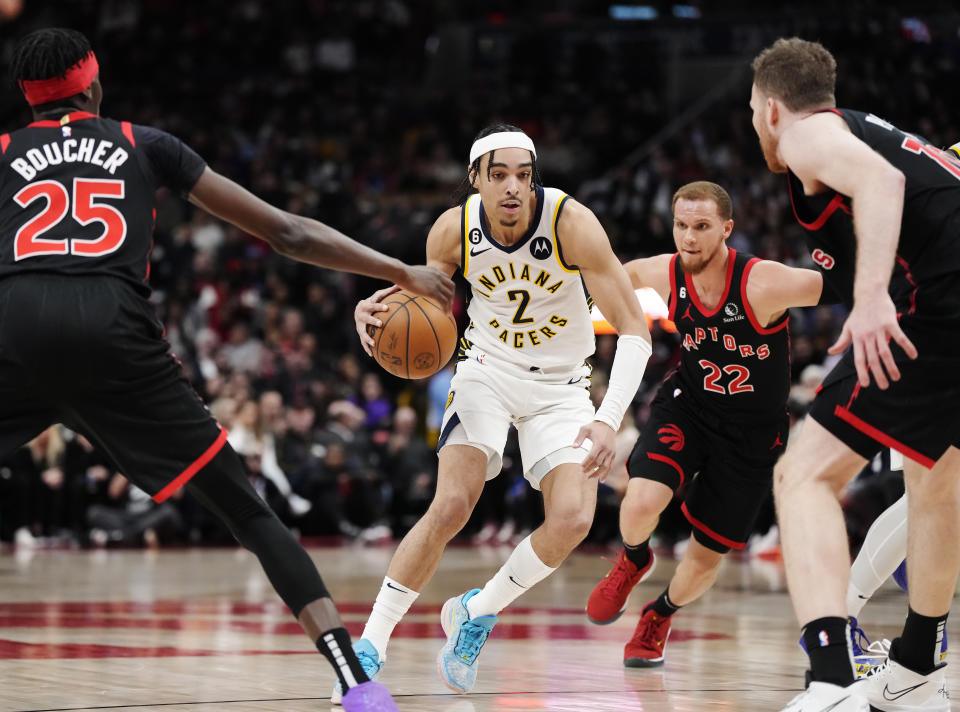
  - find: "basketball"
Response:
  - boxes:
[368,290,458,379]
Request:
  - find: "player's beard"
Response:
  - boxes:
[678,242,723,275]
[757,123,786,174]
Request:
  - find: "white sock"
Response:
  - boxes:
[467,535,556,618]
[847,494,908,618]
[360,576,420,660]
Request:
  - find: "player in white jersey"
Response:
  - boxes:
[330,124,653,702]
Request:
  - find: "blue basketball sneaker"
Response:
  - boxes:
[437,589,498,694]
[331,639,384,705]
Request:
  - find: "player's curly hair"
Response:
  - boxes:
[10,27,94,109]
[452,123,543,205]
[752,37,836,112]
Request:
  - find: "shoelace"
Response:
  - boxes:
[849,623,872,655]
[455,619,492,663]
[855,638,891,665]
[600,555,639,597]
[864,656,891,679]
[356,649,382,675]
[636,613,668,650]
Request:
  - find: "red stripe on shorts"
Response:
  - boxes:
[681,502,746,550]
[153,426,229,502]
[647,452,684,488]
[833,405,934,469]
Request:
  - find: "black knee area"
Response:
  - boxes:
[186,446,329,614]
[692,527,732,554]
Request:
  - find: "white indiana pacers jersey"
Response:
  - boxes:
[458,185,595,373]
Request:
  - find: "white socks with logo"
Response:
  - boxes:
[360,576,419,660]
[467,535,556,618]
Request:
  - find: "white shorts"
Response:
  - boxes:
[437,357,595,490]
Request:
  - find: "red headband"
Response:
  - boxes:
[19,52,99,106]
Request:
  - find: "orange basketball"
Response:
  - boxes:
[368,290,458,379]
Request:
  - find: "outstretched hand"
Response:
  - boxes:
[397,265,454,312]
[828,294,917,389]
[354,285,401,356]
[573,421,617,482]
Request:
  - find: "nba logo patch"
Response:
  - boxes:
[818,630,829,647]
[62,126,72,137]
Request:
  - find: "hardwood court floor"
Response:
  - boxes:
[0,542,953,711]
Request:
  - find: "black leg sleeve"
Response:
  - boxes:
[185,445,329,615]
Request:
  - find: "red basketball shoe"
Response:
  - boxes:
[586,548,656,624]
[623,606,671,667]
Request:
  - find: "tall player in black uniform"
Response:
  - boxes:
[751,38,960,712]
[585,181,823,666]
[1,28,454,712]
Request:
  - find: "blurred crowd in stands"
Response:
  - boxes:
[2,1,957,551]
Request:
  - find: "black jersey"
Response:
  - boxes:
[0,111,205,296]
[788,108,960,308]
[667,249,791,418]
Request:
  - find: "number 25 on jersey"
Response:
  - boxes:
[14,178,126,261]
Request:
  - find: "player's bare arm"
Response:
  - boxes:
[557,199,652,480]
[188,167,454,310]
[780,114,916,388]
[623,254,673,305]
[744,260,823,327]
[354,207,461,355]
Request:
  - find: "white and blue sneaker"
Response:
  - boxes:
[437,589,498,694]
[331,639,384,705]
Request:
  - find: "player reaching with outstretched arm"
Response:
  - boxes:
[0,27,453,712]
[585,181,824,667]
[335,124,653,701]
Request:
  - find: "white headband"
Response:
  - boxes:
[469,131,537,164]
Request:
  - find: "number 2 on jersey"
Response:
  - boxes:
[14,178,127,261]
[699,359,754,395]
[507,289,534,324]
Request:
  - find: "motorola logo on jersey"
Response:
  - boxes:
[530,236,553,259]
[657,424,684,451]
[469,228,483,245]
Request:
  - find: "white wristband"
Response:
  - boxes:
[594,334,652,431]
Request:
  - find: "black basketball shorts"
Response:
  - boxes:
[809,272,960,469]
[627,377,788,553]
[0,275,227,501]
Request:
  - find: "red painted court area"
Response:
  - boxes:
[0,599,729,659]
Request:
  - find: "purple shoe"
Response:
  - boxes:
[341,681,399,712]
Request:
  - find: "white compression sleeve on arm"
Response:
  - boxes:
[594,334,652,431]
